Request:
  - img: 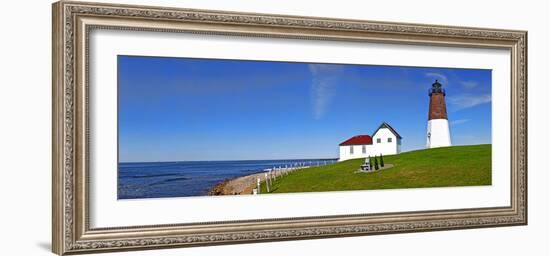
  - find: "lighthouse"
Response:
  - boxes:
[426,80,451,148]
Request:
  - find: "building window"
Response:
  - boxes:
[350,146,354,154]
[362,145,366,154]
[388,138,392,143]
[377,138,381,143]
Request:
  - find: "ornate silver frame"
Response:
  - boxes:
[52,1,527,255]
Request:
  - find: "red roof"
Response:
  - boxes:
[339,135,373,146]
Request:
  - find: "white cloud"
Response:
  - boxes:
[448,94,491,110]
[450,119,470,125]
[309,64,343,75]
[460,81,478,89]
[425,72,448,86]
[308,64,344,119]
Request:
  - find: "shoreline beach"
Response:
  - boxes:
[208,166,310,195]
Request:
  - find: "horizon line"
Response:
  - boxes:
[119,157,339,164]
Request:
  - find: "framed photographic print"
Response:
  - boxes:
[52,1,527,255]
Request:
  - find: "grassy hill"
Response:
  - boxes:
[260,144,491,194]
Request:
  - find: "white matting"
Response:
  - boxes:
[89,28,510,228]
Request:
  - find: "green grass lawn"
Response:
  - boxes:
[260,144,491,194]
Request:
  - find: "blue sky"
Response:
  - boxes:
[118,55,492,162]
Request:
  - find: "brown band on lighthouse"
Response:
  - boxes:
[428,92,448,120]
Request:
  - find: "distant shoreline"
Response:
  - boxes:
[119,158,338,165]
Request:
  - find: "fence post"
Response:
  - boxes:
[265,173,270,192]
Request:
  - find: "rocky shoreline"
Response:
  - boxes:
[208,166,310,196]
[207,172,262,196]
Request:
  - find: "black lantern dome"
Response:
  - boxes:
[429,80,445,96]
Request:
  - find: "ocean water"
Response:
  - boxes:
[118,159,337,199]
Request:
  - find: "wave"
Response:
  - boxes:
[149,177,190,186]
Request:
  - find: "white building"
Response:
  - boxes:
[338,122,402,162]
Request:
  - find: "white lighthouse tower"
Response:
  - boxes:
[426,80,451,148]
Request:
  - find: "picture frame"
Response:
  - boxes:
[52,1,527,255]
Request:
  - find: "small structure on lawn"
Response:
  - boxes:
[360,158,371,171]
